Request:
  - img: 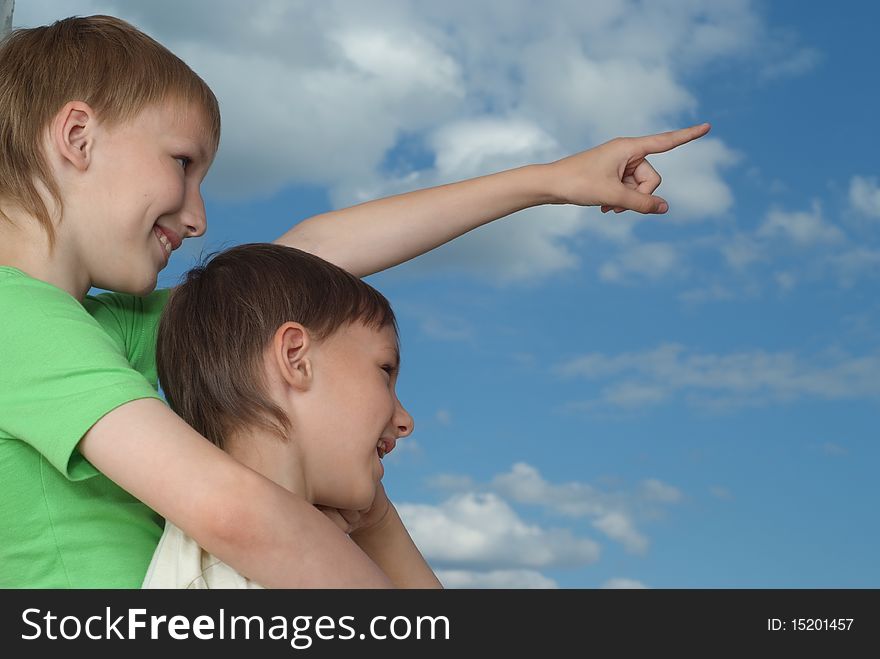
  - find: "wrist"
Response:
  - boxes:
[528,162,567,205]
[350,500,396,542]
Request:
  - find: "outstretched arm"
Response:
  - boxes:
[275,124,710,277]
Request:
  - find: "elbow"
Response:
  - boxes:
[274,216,364,275]
[188,465,276,558]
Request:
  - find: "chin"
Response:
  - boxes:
[132,280,159,297]
[93,267,158,297]
[120,271,159,297]
[348,486,377,512]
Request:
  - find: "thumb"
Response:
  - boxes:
[611,187,669,214]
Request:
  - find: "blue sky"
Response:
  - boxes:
[17,1,879,588]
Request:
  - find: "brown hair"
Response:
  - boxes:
[157,243,398,449]
[0,15,221,247]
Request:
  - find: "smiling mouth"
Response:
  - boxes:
[153,225,173,256]
[377,438,395,459]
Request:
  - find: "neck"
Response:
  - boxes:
[225,426,311,502]
[0,207,90,300]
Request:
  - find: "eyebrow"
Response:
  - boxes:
[190,141,213,168]
[177,133,213,166]
[388,344,401,371]
[197,139,216,165]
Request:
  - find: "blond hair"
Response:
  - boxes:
[0,15,221,247]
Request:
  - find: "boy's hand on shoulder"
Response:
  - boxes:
[316,483,393,536]
[545,123,711,215]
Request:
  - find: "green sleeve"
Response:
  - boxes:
[0,273,164,480]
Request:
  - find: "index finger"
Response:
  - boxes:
[633,123,711,157]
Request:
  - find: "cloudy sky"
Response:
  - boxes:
[15,0,879,587]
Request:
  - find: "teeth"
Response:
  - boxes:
[377,440,387,459]
[157,230,171,254]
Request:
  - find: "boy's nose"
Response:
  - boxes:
[394,401,414,439]
[181,189,207,238]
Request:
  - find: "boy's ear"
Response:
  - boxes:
[51,101,97,171]
[272,322,313,392]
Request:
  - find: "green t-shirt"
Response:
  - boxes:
[0,267,169,588]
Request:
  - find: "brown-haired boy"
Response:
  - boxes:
[144,243,440,587]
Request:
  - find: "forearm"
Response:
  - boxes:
[80,398,392,588]
[350,503,442,589]
[201,469,394,588]
[275,164,555,277]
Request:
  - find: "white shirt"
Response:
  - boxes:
[142,521,265,589]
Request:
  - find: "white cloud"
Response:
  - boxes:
[430,118,559,178]
[849,176,880,218]
[490,463,679,554]
[15,0,762,282]
[828,248,880,287]
[599,242,682,283]
[383,437,421,462]
[181,32,464,199]
[706,196,878,290]
[647,138,739,221]
[13,0,116,27]
[331,26,461,97]
[774,271,797,292]
[721,234,764,270]
[758,203,845,247]
[710,486,733,501]
[640,479,683,504]
[760,47,821,80]
[398,492,601,569]
[557,343,880,411]
[22,1,830,283]
[434,409,452,426]
[593,511,649,554]
[686,193,879,290]
[821,442,848,457]
[519,41,697,139]
[418,314,474,342]
[336,117,584,283]
[679,283,739,305]
[579,213,639,245]
[406,463,682,579]
[426,473,477,492]
[601,578,648,589]
[390,202,586,283]
[437,569,558,589]
[600,382,670,408]
[492,463,608,517]
[2,0,14,34]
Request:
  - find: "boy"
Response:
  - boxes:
[0,15,708,587]
[143,243,441,588]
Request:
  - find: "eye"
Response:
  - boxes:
[380,364,395,377]
[174,156,191,170]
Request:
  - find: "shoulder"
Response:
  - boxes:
[0,268,100,347]
[0,267,82,315]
